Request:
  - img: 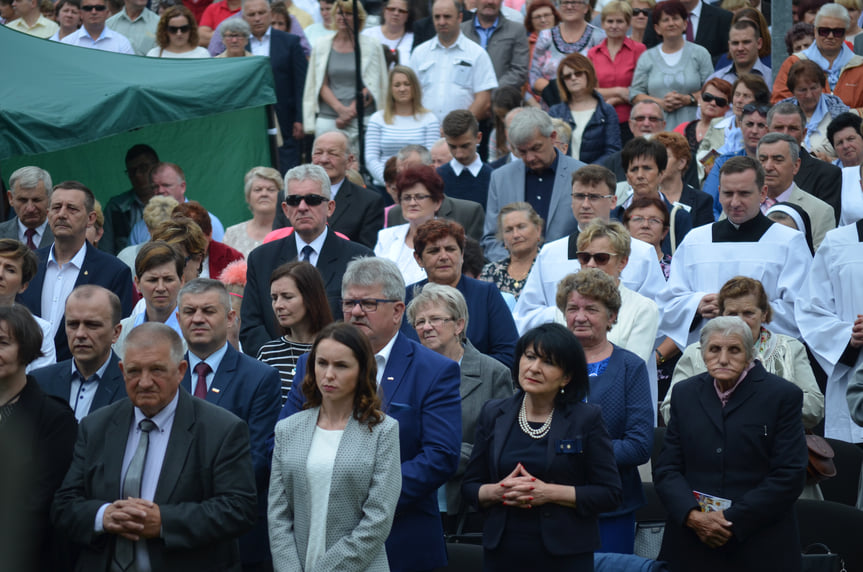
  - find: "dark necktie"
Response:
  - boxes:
[301,245,314,262]
[114,419,157,571]
[24,228,36,250]
[685,13,694,42]
[193,362,211,399]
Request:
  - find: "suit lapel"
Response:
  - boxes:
[380,335,412,408]
[208,345,237,406]
[547,155,571,228]
[106,402,135,497]
[721,364,763,418]
[74,243,96,287]
[492,398,518,478]
[459,344,484,401]
[329,180,353,228]
[697,375,726,433]
[91,352,124,412]
[155,392,194,503]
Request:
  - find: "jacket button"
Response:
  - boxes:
[716,447,722,453]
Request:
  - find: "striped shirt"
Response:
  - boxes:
[257,337,313,404]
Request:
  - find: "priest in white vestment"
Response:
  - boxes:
[659,156,812,349]
[797,220,863,441]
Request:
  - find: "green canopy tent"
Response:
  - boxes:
[0,26,278,227]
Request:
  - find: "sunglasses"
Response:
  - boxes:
[575,251,615,265]
[816,26,846,37]
[81,4,107,10]
[284,194,328,207]
[168,24,190,33]
[631,8,650,16]
[702,92,728,107]
[742,103,770,116]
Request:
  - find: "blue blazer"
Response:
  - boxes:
[181,344,281,565]
[32,351,126,418]
[270,29,307,140]
[654,361,807,571]
[461,394,623,556]
[18,243,134,362]
[402,275,518,369]
[280,333,462,572]
[548,92,622,165]
[587,345,653,516]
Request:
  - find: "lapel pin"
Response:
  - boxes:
[387,377,394,381]
[211,388,220,393]
[83,270,88,276]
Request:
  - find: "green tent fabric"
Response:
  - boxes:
[0,26,278,227]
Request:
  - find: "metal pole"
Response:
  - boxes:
[352,0,368,180]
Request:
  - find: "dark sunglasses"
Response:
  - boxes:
[284,194,328,207]
[742,103,770,116]
[167,24,190,33]
[631,8,650,16]
[575,251,614,265]
[81,4,107,10]
[816,26,846,37]
[702,92,728,107]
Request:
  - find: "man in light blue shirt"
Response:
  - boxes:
[61,0,135,53]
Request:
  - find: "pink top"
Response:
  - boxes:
[588,37,646,124]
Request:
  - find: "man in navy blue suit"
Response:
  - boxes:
[281,257,462,572]
[17,181,133,362]
[176,278,281,571]
[32,285,126,421]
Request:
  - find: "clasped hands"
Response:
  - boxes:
[662,91,694,112]
[686,509,733,548]
[494,463,550,509]
[103,498,161,541]
[335,88,372,129]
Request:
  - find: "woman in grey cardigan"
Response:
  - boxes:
[268,323,401,571]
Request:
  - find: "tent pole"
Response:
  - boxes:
[352,0,368,181]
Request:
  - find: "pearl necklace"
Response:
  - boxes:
[518,396,554,439]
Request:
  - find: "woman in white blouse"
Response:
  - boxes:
[146,6,211,58]
[364,65,440,186]
[268,323,401,572]
[374,165,444,286]
[361,0,413,69]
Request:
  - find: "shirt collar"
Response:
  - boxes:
[294,225,328,256]
[449,154,483,177]
[433,31,464,50]
[375,330,399,375]
[714,360,755,406]
[250,27,272,42]
[17,219,47,238]
[188,340,230,370]
[71,350,114,382]
[48,241,88,268]
[690,0,702,19]
[473,14,499,31]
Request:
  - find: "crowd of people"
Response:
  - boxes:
[5,0,863,569]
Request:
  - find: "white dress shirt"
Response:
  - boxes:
[42,242,88,341]
[293,226,328,267]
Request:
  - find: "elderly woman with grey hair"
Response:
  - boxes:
[406,283,513,525]
[224,166,283,256]
[216,17,253,58]
[654,315,808,571]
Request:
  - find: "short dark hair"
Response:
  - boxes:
[53,181,96,213]
[0,305,44,366]
[785,22,814,54]
[827,112,863,147]
[442,109,478,138]
[413,219,466,260]
[269,261,334,337]
[621,137,668,173]
[732,73,771,107]
[125,143,158,165]
[719,155,765,190]
[301,323,384,430]
[786,59,827,93]
[173,201,212,237]
[730,18,760,38]
[68,285,122,326]
[0,239,38,284]
[395,165,445,203]
[134,240,184,280]
[461,237,485,278]
[623,196,670,228]
[571,164,617,195]
[514,323,589,405]
[652,0,687,26]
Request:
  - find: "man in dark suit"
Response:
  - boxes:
[51,322,258,572]
[274,131,385,247]
[176,278,281,571]
[281,257,462,572]
[654,317,807,570]
[642,0,733,64]
[1,166,54,249]
[32,285,126,421]
[17,181,134,362]
[243,0,307,172]
[767,102,842,224]
[242,164,372,357]
[101,144,159,255]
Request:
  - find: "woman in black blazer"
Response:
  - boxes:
[462,323,622,572]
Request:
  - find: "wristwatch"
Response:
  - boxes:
[689,94,697,105]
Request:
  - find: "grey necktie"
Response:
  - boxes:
[301,245,314,262]
[114,419,157,572]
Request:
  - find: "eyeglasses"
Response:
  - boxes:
[742,103,770,116]
[532,11,553,19]
[631,115,663,123]
[631,7,650,16]
[168,24,190,33]
[817,26,846,37]
[629,215,664,227]
[400,193,432,203]
[561,71,586,81]
[223,32,246,39]
[81,4,107,10]
[284,194,328,207]
[702,92,728,107]
[559,0,587,7]
[572,192,613,202]
[413,316,454,329]
[385,6,408,14]
[575,251,615,265]
[342,298,398,313]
